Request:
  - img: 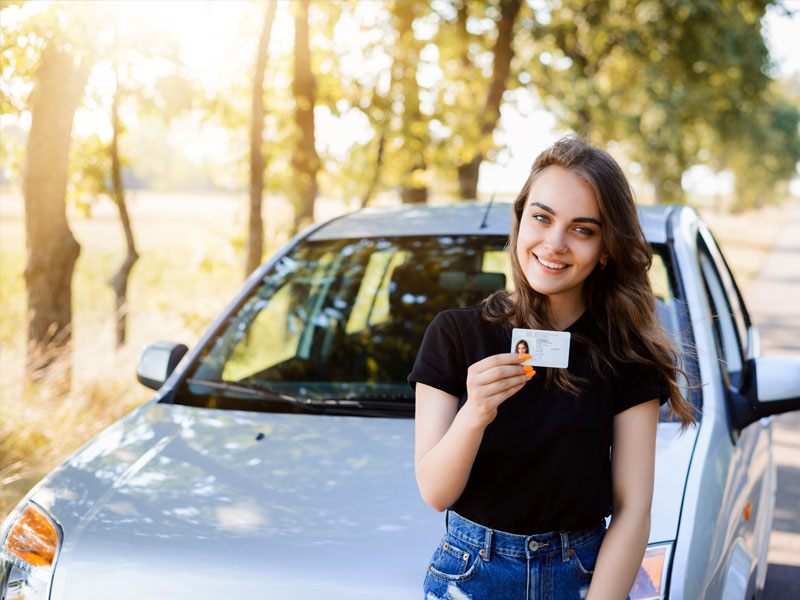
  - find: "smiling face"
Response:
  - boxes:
[515,165,606,318]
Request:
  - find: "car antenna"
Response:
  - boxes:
[479,192,496,229]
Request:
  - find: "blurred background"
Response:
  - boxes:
[1,0,799,520]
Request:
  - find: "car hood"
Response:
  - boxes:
[26,402,696,599]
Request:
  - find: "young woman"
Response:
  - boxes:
[410,137,696,600]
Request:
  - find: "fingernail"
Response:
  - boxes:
[523,365,534,374]
[519,353,532,361]
[526,370,536,379]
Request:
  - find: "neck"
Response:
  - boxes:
[546,295,586,331]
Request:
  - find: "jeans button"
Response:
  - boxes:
[528,540,539,551]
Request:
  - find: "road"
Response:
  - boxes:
[745,205,800,598]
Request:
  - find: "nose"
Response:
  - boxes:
[544,227,568,253]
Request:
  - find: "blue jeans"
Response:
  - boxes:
[423,511,618,600]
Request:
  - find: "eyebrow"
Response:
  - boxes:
[529,201,602,227]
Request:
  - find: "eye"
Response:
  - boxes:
[533,213,550,224]
[574,226,595,236]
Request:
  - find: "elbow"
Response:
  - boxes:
[415,465,453,513]
[612,503,652,531]
[419,488,449,513]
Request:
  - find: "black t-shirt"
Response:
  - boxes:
[408,304,669,535]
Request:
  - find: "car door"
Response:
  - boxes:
[697,227,772,600]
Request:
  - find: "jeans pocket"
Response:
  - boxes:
[570,529,605,579]
[426,534,482,583]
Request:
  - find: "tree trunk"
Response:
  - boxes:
[651,173,686,205]
[653,177,664,205]
[457,0,522,199]
[22,46,88,380]
[401,186,427,204]
[456,1,471,69]
[394,1,428,204]
[108,66,139,348]
[360,129,385,209]
[291,0,319,234]
[246,0,278,277]
[457,156,481,201]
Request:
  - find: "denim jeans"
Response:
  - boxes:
[423,511,620,600]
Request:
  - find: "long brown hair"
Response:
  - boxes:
[483,136,697,428]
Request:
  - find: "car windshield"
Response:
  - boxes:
[176,235,686,418]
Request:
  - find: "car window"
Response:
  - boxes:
[179,237,687,416]
[482,250,515,291]
[649,251,682,343]
[345,250,409,334]
[699,229,752,358]
[698,233,745,385]
[187,236,510,407]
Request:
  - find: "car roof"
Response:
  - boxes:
[308,201,676,244]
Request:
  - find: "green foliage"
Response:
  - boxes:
[429,0,493,171]
[1,0,197,198]
[67,133,112,215]
[1,0,797,213]
[0,123,25,186]
[522,0,778,204]
[0,3,51,115]
[725,85,800,211]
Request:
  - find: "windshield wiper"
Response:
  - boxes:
[314,393,414,412]
[186,378,300,402]
[184,379,412,415]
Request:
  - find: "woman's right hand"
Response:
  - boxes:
[464,353,535,427]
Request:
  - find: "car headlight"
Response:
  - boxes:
[630,542,672,600]
[0,502,61,600]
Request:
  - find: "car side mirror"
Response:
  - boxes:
[729,356,800,431]
[136,341,189,391]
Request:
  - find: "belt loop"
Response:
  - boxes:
[482,528,492,562]
[445,510,450,531]
[560,531,570,563]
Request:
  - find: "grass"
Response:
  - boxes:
[0,190,795,519]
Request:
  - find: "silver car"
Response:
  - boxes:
[3,202,799,600]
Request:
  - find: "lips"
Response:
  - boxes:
[535,254,568,270]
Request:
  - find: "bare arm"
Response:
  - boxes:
[586,398,660,600]
[414,353,533,512]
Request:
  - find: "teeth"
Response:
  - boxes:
[538,257,567,270]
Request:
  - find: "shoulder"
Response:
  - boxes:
[437,303,486,323]
[432,303,501,333]
[612,359,670,413]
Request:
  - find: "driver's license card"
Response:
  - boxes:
[511,328,571,369]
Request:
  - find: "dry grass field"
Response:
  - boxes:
[0,191,795,519]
